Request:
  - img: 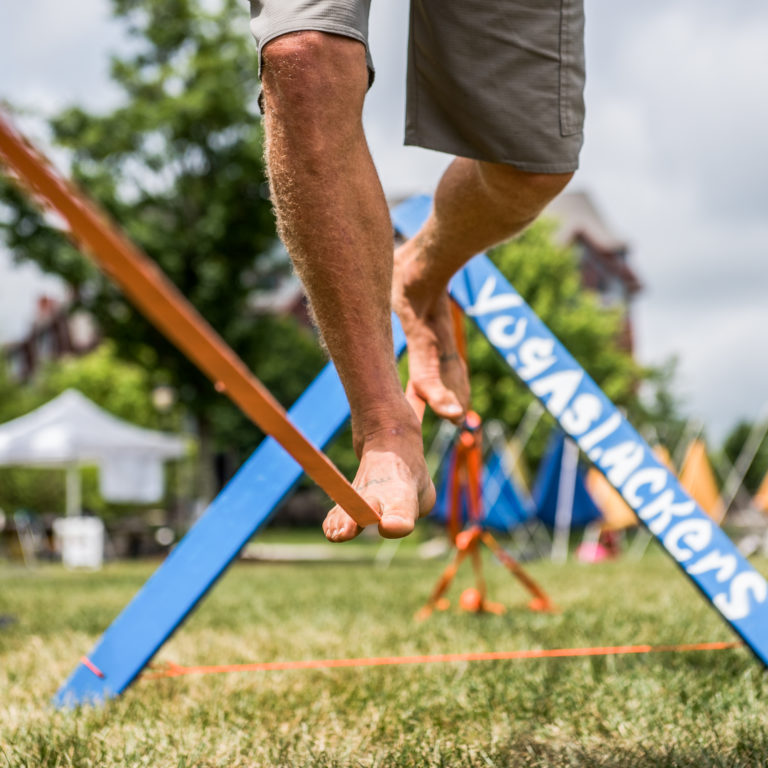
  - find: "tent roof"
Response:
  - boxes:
[679,439,724,523]
[585,468,636,532]
[532,430,602,529]
[0,389,187,468]
[754,470,768,514]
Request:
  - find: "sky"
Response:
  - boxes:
[0,0,766,441]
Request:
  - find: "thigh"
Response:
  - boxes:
[405,0,585,172]
[250,0,374,74]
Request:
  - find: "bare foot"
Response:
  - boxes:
[392,242,470,424]
[322,416,436,542]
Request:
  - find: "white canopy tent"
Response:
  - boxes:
[0,389,187,516]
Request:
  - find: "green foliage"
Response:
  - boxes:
[38,342,178,428]
[722,420,768,495]
[634,358,690,453]
[0,358,33,424]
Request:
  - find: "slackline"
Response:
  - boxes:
[141,641,742,680]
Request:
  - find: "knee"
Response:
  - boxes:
[261,31,368,120]
[478,162,574,215]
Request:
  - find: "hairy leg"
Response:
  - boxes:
[393,160,574,420]
[261,32,435,541]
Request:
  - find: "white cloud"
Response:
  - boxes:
[1,0,129,114]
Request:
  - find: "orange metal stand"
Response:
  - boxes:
[416,308,556,620]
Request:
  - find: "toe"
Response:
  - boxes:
[378,509,417,539]
[419,477,437,515]
[377,491,423,539]
[323,507,363,543]
[413,379,465,423]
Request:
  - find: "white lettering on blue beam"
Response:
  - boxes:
[664,519,712,561]
[465,277,523,317]
[578,413,622,453]
[598,442,646,487]
[622,467,668,507]
[464,263,768,623]
[487,316,528,350]
[714,574,768,621]
[518,338,557,381]
[638,491,695,535]
[687,551,738,583]
[530,370,584,418]
[561,394,603,436]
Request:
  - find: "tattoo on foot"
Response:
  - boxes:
[355,477,393,491]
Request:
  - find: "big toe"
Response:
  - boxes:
[378,507,418,539]
[414,380,465,423]
[378,480,436,539]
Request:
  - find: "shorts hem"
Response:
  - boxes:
[256,24,373,79]
[403,134,581,174]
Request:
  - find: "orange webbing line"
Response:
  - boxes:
[0,112,379,528]
[448,302,474,537]
[143,641,742,680]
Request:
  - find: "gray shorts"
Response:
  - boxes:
[249,1,585,173]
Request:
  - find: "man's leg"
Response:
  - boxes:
[393,160,573,417]
[261,31,435,542]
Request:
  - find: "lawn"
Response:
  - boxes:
[1,538,768,767]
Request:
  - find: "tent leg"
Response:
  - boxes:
[629,528,653,560]
[65,466,82,518]
[551,439,578,563]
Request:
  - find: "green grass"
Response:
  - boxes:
[1,542,768,767]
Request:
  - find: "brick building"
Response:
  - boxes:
[3,296,98,382]
[546,191,642,352]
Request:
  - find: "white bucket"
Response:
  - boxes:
[53,516,105,569]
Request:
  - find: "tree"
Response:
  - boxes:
[0,0,327,498]
[633,358,689,453]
